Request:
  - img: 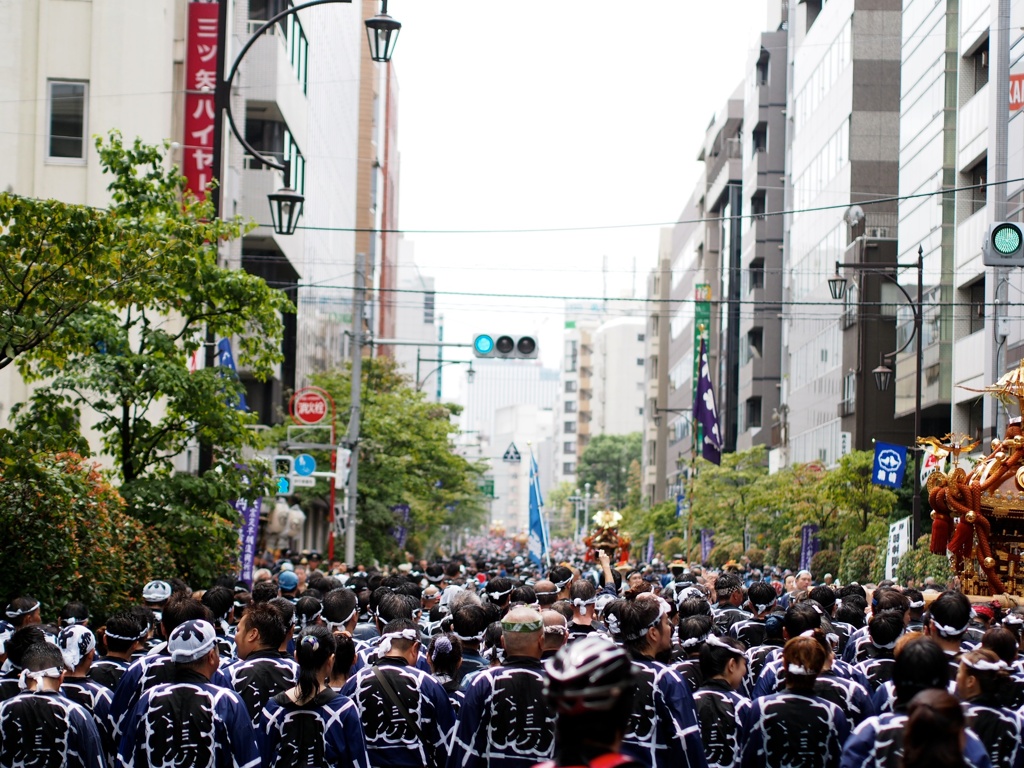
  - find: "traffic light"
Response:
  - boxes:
[273,455,293,496]
[472,334,538,359]
[983,222,1024,266]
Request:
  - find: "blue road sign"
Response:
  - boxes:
[294,453,316,476]
[872,442,907,489]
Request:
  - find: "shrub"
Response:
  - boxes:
[0,448,173,621]
[744,548,767,569]
[841,544,880,584]
[778,537,801,571]
[896,536,954,587]
[707,543,744,569]
[810,550,841,579]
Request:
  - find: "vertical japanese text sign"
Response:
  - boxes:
[184,3,219,201]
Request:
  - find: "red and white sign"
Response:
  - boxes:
[184,2,219,201]
[290,387,331,426]
[1011,73,1024,112]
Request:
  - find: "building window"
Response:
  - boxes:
[752,122,767,154]
[969,279,985,334]
[563,462,576,475]
[564,421,576,434]
[756,49,770,86]
[970,161,987,214]
[750,190,766,220]
[563,441,576,454]
[564,401,577,414]
[745,397,762,430]
[637,333,645,342]
[564,340,578,373]
[972,41,989,95]
[748,258,765,291]
[423,291,435,324]
[637,358,644,366]
[565,380,577,393]
[48,80,88,162]
[747,327,763,362]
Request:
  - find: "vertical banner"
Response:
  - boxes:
[184,2,219,201]
[528,450,550,568]
[700,529,715,563]
[646,533,655,564]
[235,496,262,588]
[885,516,912,581]
[675,492,685,518]
[693,284,712,450]
[800,524,820,572]
[391,504,410,549]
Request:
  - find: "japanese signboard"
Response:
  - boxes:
[184,2,219,201]
[885,516,912,581]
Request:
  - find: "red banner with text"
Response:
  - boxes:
[184,2,219,201]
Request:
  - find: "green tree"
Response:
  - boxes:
[690,447,769,549]
[546,481,578,538]
[7,133,287,583]
[821,451,899,537]
[896,536,954,587]
[0,442,173,619]
[298,358,488,564]
[577,433,642,509]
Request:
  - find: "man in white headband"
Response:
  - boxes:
[340,618,454,768]
[4,597,41,630]
[925,590,974,679]
[567,579,601,641]
[0,642,105,766]
[449,606,556,768]
[227,602,297,727]
[117,620,258,768]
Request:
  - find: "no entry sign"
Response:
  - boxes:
[290,387,331,426]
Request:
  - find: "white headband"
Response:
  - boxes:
[377,628,420,658]
[297,607,323,629]
[963,657,1009,673]
[606,614,621,636]
[105,627,148,642]
[453,630,485,644]
[705,634,744,656]
[543,625,568,636]
[572,597,597,616]
[752,598,777,613]
[932,619,970,638]
[908,600,925,609]
[18,666,62,692]
[326,607,358,633]
[553,576,574,590]
[680,632,710,649]
[1003,614,1024,627]
[870,638,898,650]
[487,587,513,601]
[787,664,812,675]
[6,602,40,619]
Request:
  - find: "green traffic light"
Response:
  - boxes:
[277,476,291,494]
[474,335,494,355]
[993,224,1022,255]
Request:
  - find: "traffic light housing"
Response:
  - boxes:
[472,334,538,359]
[273,455,293,496]
[983,222,1024,266]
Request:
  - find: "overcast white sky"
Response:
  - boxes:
[389,2,770,400]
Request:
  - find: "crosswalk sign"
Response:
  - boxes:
[503,443,522,462]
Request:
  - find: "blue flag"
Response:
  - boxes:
[872,442,908,488]
[693,337,722,464]
[528,450,549,568]
[217,338,249,411]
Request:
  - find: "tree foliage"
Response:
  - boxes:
[0,442,173,619]
[577,433,642,509]
[289,358,488,565]
[4,133,286,586]
[896,536,954,587]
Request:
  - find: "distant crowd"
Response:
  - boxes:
[0,548,1017,768]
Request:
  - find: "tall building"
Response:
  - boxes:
[0,1,390,438]
[389,239,438,394]
[459,358,559,442]
[490,404,554,536]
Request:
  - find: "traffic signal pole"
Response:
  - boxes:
[345,252,366,567]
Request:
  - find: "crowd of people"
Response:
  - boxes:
[0,547,1021,768]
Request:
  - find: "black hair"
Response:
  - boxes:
[102,610,147,654]
[168,578,192,597]
[903,689,968,768]
[835,599,866,628]
[510,586,536,605]
[868,611,904,650]
[391,582,422,599]
[427,632,463,678]
[928,591,971,639]
[453,606,489,641]
[295,626,336,702]
[331,633,356,681]
[269,597,296,629]
[59,602,89,627]
[904,589,925,613]
[161,594,211,634]
[699,636,746,679]
[7,597,40,628]
[485,577,516,607]
[747,582,778,614]
[251,581,278,604]
[547,567,573,586]
[677,597,712,618]
[783,603,821,637]
[981,626,1019,664]
[604,599,662,654]
[242,602,287,649]
[377,592,418,623]
[380,618,420,655]
[807,586,836,612]
[893,636,949,705]
[201,587,233,623]
[22,642,65,673]
[678,615,714,652]
[294,596,324,630]
[6,627,47,669]
[128,606,156,634]
[550,601,574,621]
[323,588,357,625]
[569,580,596,602]
[837,584,867,600]
[714,573,743,599]
[872,588,910,615]
[764,613,785,641]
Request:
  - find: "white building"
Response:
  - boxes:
[592,317,646,436]
[490,404,554,536]
[389,239,438,394]
[459,358,559,442]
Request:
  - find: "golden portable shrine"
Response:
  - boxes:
[927,360,1024,600]
[583,510,632,564]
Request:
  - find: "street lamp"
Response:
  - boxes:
[415,354,475,393]
[365,0,402,63]
[213,0,403,234]
[830,245,925,539]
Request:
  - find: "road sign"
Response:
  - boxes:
[503,443,522,462]
[290,387,330,426]
[291,476,317,487]
[294,454,316,476]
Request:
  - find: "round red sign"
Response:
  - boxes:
[291,388,329,425]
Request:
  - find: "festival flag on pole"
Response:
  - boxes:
[693,337,723,465]
[217,338,249,411]
[528,449,549,568]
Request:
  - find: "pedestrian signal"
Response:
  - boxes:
[983,222,1024,266]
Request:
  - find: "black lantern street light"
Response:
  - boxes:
[365,0,402,63]
[829,245,926,539]
[213,0,402,235]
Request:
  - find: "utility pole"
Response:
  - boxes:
[991,0,1011,438]
[345,252,367,565]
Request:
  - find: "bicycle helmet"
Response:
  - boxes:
[544,635,635,715]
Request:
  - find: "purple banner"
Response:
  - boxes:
[800,524,820,572]
[646,533,655,564]
[391,504,410,549]
[700,529,715,563]
[235,496,262,588]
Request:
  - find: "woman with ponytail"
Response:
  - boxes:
[902,689,968,768]
[256,626,370,768]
